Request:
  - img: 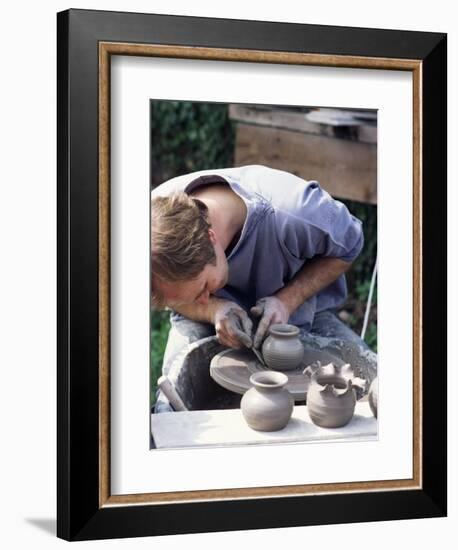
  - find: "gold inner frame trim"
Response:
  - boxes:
[98,41,422,508]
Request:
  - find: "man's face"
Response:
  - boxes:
[153,232,229,307]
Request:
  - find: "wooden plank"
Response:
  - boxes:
[234,123,377,204]
[229,104,377,145]
[151,402,377,449]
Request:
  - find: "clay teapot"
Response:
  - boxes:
[304,362,366,428]
[241,371,294,431]
[261,323,304,371]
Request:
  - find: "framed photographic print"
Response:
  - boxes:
[57,8,447,541]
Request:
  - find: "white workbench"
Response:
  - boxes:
[151,402,377,449]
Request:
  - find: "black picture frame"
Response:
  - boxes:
[57,8,447,541]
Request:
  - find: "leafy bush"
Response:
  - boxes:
[338,199,378,352]
[150,100,236,186]
[150,310,171,405]
[340,199,377,288]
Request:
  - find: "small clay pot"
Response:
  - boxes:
[368,377,378,418]
[262,324,304,371]
[241,371,294,431]
[304,362,362,428]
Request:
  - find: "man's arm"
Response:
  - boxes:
[250,256,352,348]
[275,256,352,315]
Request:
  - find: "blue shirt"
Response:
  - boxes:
[151,165,364,331]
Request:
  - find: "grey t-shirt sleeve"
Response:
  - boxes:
[275,181,364,263]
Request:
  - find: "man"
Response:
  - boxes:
[151,164,367,413]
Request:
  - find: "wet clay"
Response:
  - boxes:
[262,323,304,371]
[304,362,366,428]
[241,371,294,431]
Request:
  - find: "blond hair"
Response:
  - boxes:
[151,192,216,308]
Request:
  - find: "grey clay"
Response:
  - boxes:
[241,371,294,431]
[304,362,366,428]
[262,324,304,371]
[368,376,378,418]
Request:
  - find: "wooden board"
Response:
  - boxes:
[233,123,377,204]
[229,104,377,144]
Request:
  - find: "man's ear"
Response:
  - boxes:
[208,228,217,244]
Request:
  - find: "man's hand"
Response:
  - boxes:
[250,297,290,349]
[214,300,253,349]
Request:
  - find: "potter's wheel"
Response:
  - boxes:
[210,347,346,402]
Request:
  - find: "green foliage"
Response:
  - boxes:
[150,101,236,186]
[339,199,377,289]
[364,323,378,352]
[355,280,378,306]
[150,310,171,405]
[338,199,378,351]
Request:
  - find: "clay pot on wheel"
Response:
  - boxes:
[241,371,294,431]
[304,362,366,428]
[262,324,304,371]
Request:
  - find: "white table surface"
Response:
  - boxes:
[151,402,377,449]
